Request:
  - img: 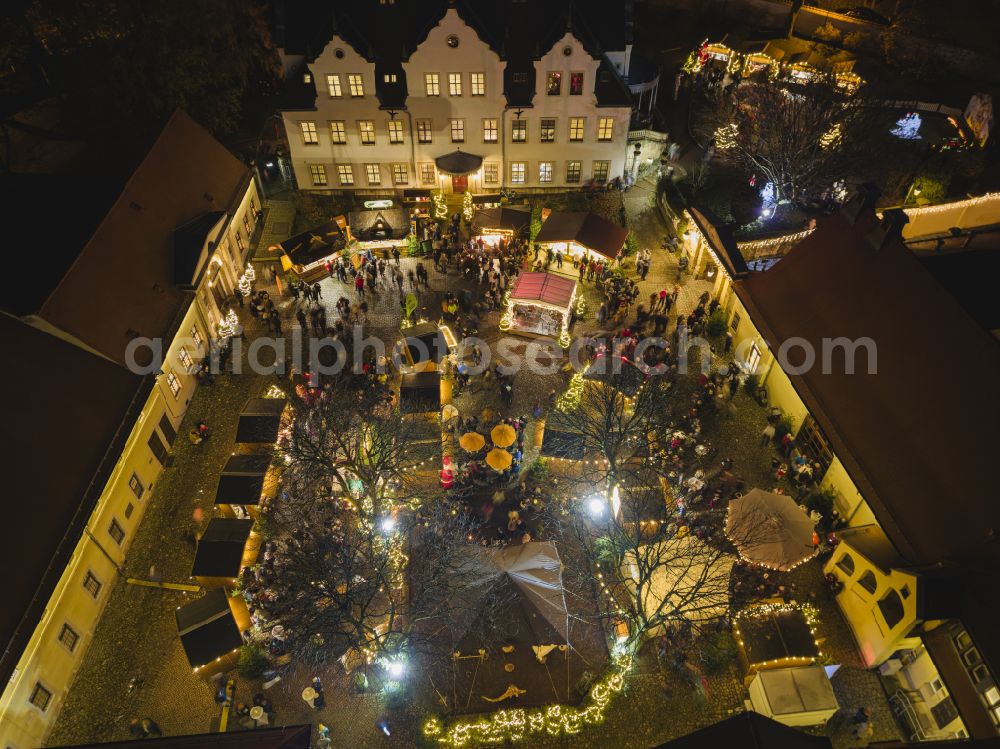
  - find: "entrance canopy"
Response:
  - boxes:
[235,397,286,444]
[435,150,483,176]
[176,588,243,669]
[510,272,576,309]
[534,211,628,260]
[215,453,272,506]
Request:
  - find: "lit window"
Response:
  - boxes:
[329,120,347,144]
[510,162,526,184]
[109,519,125,545]
[392,164,408,184]
[511,119,527,143]
[303,72,312,84]
[242,213,251,236]
[326,74,342,97]
[483,118,497,143]
[250,197,258,218]
[450,119,465,143]
[309,164,328,186]
[484,162,499,184]
[383,73,397,83]
[348,74,365,97]
[592,160,610,183]
[746,340,761,371]
[358,120,376,145]
[58,624,79,652]
[83,570,102,598]
[419,163,436,184]
[566,160,581,183]
[177,347,192,371]
[29,683,52,712]
[387,120,404,144]
[471,72,485,96]
[365,164,381,185]
[190,326,202,347]
[598,117,614,142]
[416,119,432,143]
[546,71,562,95]
[379,0,394,4]
[425,73,440,96]
[337,164,354,185]
[300,121,318,144]
[129,472,144,500]
[165,371,181,397]
[448,72,462,96]
[569,117,584,142]
[540,118,555,143]
[539,162,553,183]
[570,72,584,95]
[235,233,244,253]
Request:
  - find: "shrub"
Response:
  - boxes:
[624,231,639,257]
[699,630,737,675]
[805,488,836,520]
[742,373,760,396]
[237,644,269,679]
[526,457,550,485]
[774,414,795,440]
[706,309,727,338]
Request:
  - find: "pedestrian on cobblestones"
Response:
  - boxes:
[355,275,365,297]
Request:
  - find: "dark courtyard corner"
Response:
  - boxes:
[2,2,1000,749]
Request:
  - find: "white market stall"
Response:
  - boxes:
[503,272,577,341]
[748,665,839,727]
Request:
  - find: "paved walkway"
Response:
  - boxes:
[251,199,295,261]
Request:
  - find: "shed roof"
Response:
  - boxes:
[191,518,255,579]
[175,589,243,668]
[472,206,531,235]
[215,453,272,505]
[510,272,577,308]
[235,398,287,444]
[534,211,628,259]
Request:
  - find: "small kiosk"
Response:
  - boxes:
[275,218,347,283]
[191,517,258,589]
[504,272,577,340]
[399,371,443,414]
[347,207,410,252]
[176,588,249,676]
[534,211,628,266]
[471,206,530,247]
[398,322,449,372]
[748,665,839,727]
[214,453,275,518]
[235,397,289,446]
[735,605,821,672]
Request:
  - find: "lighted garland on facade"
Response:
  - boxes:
[462,191,474,221]
[497,288,514,331]
[422,654,632,746]
[434,191,448,220]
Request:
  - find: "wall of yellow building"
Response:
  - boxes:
[820,456,876,528]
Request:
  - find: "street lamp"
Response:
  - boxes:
[630,142,643,183]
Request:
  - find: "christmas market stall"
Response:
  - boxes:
[471,206,530,248]
[274,218,347,283]
[191,517,258,589]
[346,206,410,252]
[398,322,450,371]
[176,588,250,676]
[235,397,290,447]
[503,272,577,341]
[214,453,276,519]
[735,604,822,672]
[534,211,629,266]
[747,665,839,727]
[399,371,443,415]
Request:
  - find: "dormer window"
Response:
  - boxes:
[303,72,312,84]
[384,74,397,83]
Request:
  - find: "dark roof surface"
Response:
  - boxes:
[49,725,312,749]
[540,427,586,460]
[534,211,628,259]
[0,316,147,688]
[739,608,819,666]
[400,371,442,413]
[472,206,531,235]
[347,208,409,240]
[235,398,287,444]
[651,713,832,749]
[0,173,126,315]
[434,150,484,176]
[510,272,577,308]
[215,453,272,505]
[734,207,1000,568]
[919,250,1000,332]
[175,589,243,668]
[402,323,448,366]
[191,518,254,578]
[279,219,346,266]
[173,211,225,288]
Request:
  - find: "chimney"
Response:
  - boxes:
[865,208,909,251]
[841,183,880,225]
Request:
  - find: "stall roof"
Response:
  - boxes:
[510,272,577,308]
[235,398,286,444]
[278,219,346,267]
[347,208,409,241]
[756,666,838,716]
[541,427,587,461]
[400,371,441,413]
[651,713,831,749]
[401,323,447,366]
[739,608,819,666]
[191,518,254,579]
[534,211,628,260]
[175,588,243,668]
[51,725,313,749]
[215,453,271,505]
[472,206,531,235]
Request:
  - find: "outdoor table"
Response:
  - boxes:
[250,706,265,725]
[301,686,317,707]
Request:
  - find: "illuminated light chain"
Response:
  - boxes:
[422,654,632,746]
[893,191,1000,217]
[238,263,256,296]
[714,123,738,151]
[736,228,814,253]
[555,373,585,412]
[434,191,448,220]
[217,308,239,339]
[498,289,514,332]
[819,122,842,150]
[264,384,286,399]
[733,602,824,664]
[462,191,474,222]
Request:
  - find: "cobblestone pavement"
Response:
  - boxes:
[48,190,898,749]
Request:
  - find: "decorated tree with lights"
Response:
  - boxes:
[703,77,881,207]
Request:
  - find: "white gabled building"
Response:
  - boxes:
[278,0,658,195]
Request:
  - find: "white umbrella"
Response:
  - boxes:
[725,489,817,572]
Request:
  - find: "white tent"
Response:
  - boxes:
[622,535,735,634]
[748,665,839,727]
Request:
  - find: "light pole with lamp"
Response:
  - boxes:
[630,142,642,185]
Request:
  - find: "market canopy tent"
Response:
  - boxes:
[737,607,820,669]
[215,453,273,506]
[191,518,256,581]
[534,211,629,261]
[726,489,817,571]
[399,371,441,414]
[399,322,448,368]
[235,397,287,444]
[748,665,839,727]
[176,588,244,669]
[471,206,530,236]
[623,536,735,633]
[277,219,346,267]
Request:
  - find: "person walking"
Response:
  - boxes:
[355,274,365,297]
